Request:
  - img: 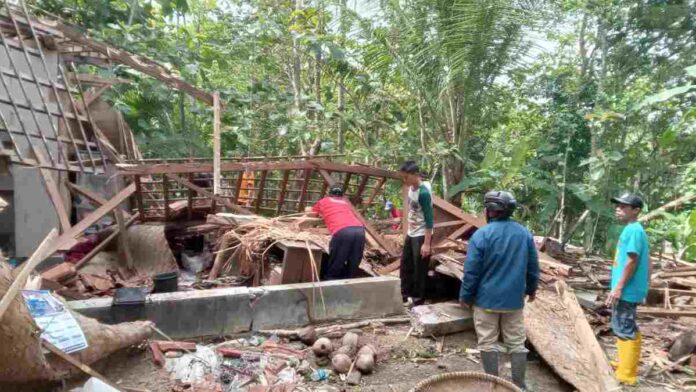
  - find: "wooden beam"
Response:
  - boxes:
[233,171,244,205]
[649,288,696,298]
[354,175,370,200]
[0,229,58,321]
[432,196,486,228]
[318,169,336,186]
[165,174,248,214]
[213,92,221,195]
[364,177,386,207]
[447,223,475,241]
[66,182,131,218]
[297,169,312,211]
[434,220,467,229]
[350,203,399,258]
[75,213,139,269]
[39,169,71,233]
[310,160,402,180]
[276,170,290,215]
[639,193,696,223]
[117,158,315,175]
[342,172,352,194]
[319,170,331,197]
[187,173,194,220]
[56,183,137,251]
[54,21,215,105]
[637,307,696,318]
[254,170,268,213]
[162,174,170,221]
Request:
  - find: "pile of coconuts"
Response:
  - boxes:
[299,326,377,376]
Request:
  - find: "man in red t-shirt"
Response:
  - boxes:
[305,185,366,280]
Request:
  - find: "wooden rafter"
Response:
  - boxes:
[166,173,248,214]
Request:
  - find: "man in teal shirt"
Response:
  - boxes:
[606,192,650,386]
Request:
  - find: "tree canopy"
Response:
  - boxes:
[34,0,696,259]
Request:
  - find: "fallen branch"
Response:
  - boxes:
[639,193,696,223]
[258,317,411,338]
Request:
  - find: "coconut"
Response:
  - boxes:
[356,353,375,374]
[336,344,357,357]
[332,353,352,374]
[298,326,317,345]
[342,332,359,348]
[357,344,376,357]
[312,337,333,357]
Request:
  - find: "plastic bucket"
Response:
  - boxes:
[152,271,178,293]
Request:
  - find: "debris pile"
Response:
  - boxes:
[147,318,410,391]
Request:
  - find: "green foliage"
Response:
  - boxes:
[34,0,696,258]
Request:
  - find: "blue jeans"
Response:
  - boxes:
[612,300,638,340]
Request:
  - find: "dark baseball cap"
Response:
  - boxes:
[611,193,643,209]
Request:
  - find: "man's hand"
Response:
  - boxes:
[420,244,431,258]
[527,293,536,303]
[605,288,622,306]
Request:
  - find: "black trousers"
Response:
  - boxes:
[322,226,366,280]
[400,235,427,300]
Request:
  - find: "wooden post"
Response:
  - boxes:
[255,170,268,213]
[213,92,221,195]
[276,170,290,215]
[162,174,170,221]
[187,172,194,220]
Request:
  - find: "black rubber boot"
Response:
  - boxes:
[511,352,528,390]
[480,351,499,376]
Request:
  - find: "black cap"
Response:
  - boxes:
[611,193,643,209]
[329,184,344,197]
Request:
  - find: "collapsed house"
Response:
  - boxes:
[0,3,693,392]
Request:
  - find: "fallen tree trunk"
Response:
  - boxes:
[0,262,153,383]
[525,281,619,392]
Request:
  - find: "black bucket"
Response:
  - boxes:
[152,271,178,293]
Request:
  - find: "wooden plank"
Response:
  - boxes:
[276,170,290,215]
[447,223,475,241]
[350,203,399,258]
[117,159,315,175]
[75,213,139,269]
[254,170,268,213]
[66,182,131,218]
[39,169,71,232]
[637,307,696,318]
[320,170,330,196]
[165,174,248,214]
[133,176,146,220]
[649,288,696,297]
[311,160,401,180]
[432,196,487,228]
[213,92,221,195]
[0,229,59,321]
[41,340,124,392]
[434,220,467,229]
[297,169,312,211]
[659,270,696,278]
[56,183,137,251]
[377,260,401,275]
[672,278,696,289]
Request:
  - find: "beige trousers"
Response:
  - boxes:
[473,306,528,353]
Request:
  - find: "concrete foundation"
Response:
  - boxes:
[69,277,405,339]
[411,301,474,336]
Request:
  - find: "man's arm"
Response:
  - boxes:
[460,233,483,307]
[606,253,638,305]
[419,188,434,258]
[526,234,540,301]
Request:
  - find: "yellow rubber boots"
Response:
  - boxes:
[615,333,641,385]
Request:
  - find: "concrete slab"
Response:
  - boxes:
[69,277,405,339]
[410,302,474,336]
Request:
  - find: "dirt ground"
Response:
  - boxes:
[54,324,683,392]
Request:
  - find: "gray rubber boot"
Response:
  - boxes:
[511,352,528,390]
[480,351,499,376]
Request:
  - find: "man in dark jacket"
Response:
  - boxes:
[459,191,540,390]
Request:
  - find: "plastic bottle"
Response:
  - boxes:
[310,368,330,381]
